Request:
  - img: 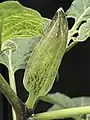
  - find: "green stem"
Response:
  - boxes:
[65,41,79,53]
[32,106,90,120]
[8,49,17,120]
[0,74,26,120]
[68,30,78,44]
[25,94,38,109]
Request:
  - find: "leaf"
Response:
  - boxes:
[41,92,74,109]
[67,0,90,21]
[0,18,51,73]
[67,0,90,42]
[77,19,90,41]
[42,93,82,120]
[23,8,68,109]
[48,104,62,111]
[43,18,51,31]
[0,1,49,72]
[72,97,90,120]
[0,37,41,72]
[1,40,17,52]
[73,97,90,107]
[0,1,43,44]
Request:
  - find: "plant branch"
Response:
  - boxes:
[0,74,27,120]
[65,41,79,53]
[31,106,90,120]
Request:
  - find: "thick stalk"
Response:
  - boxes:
[25,95,38,109]
[32,106,90,120]
[8,49,17,120]
[0,74,26,120]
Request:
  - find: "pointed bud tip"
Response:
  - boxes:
[57,7,64,13]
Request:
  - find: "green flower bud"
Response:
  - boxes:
[23,8,68,109]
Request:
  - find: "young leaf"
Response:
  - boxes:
[43,18,51,32]
[1,40,17,52]
[41,93,82,120]
[23,8,68,109]
[48,104,62,111]
[67,0,90,42]
[73,97,90,107]
[72,97,90,120]
[0,1,43,45]
[40,92,74,109]
[77,19,90,41]
[67,0,90,21]
[0,37,41,72]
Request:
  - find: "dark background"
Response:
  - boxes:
[0,0,90,120]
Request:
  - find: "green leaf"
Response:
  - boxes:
[0,1,43,44]
[67,0,90,42]
[41,92,74,109]
[0,37,41,72]
[0,17,51,73]
[23,8,68,109]
[41,93,82,120]
[73,97,90,107]
[67,0,90,21]
[48,104,62,111]
[72,97,90,120]
[77,19,90,41]
[1,40,17,52]
[0,1,48,72]
[42,18,51,32]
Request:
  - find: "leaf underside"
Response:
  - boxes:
[0,1,49,72]
[67,0,90,42]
